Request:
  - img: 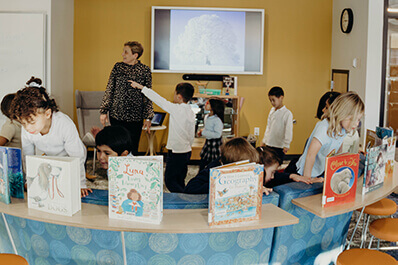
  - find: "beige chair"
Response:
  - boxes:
[75,90,105,173]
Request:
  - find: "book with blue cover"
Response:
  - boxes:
[208,162,264,226]
[0,147,24,204]
[108,156,163,224]
[363,144,388,195]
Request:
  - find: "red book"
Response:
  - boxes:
[322,153,359,208]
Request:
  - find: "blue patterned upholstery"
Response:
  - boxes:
[0,192,280,264]
[270,182,353,265]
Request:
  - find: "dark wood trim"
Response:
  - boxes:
[380,0,389,127]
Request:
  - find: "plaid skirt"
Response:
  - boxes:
[200,137,223,162]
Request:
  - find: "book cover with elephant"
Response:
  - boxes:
[26,156,81,216]
[322,153,359,207]
[0,147,24,204]
[208,162,263,226]
[108,156,163,224]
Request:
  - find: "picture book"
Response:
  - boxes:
[208,162,263,226]
[363,143,388,195]
[365,129,376,149]
[26,156,81,216]
[108,156,163,224]
[222,76,238,96]
[0,147,24,204]
[382,136,396,178]
[322,153,359,208]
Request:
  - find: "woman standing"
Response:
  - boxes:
[100,41,154,155]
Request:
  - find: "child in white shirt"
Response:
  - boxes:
[129,81,195,193]
[10,77,91,197]
[262,86,293,161]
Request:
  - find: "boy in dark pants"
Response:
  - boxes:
[129,81,195,192]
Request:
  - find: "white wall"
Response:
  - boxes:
[331,0,384,144]
[0,0,74,117]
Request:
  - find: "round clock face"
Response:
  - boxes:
[340,8,353,33]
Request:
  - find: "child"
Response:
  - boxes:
[10,77,91,197]
[257,146,321,194]
[294,92,364,178]
[95,125,133,170]
[261,86,293,162]
[184,137,259,194]
[316,91,341,120]
[0,93,21,148]
[198,98,225,171]
[129,81,195,193]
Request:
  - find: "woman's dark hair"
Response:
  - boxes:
[10,76,58,121]
[316,91,341,120]
[256,146,282,167]
[124,41,144,59]
[95,126,133,155]
[209,98,225,123]
[1,93,16,119]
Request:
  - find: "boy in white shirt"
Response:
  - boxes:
[261,86,293,161]
[129,81,195,193]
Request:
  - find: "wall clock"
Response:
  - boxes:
[340,8,354,34]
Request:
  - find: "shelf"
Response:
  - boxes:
[193,93,239,99]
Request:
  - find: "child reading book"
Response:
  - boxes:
[10,77,91,197]
[129,81,195,193]
[198,98,225,170]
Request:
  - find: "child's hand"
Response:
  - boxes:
[81,188,92,197]
[262,186,273,196]
[312,177,324,183]
[100,114,108,126]
[283,147,289,154]
[91,126,101,137]
[197,129,203,137]
[290,174,313,185]
[129,80,143,90]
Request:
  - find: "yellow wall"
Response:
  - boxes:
[74,0,333,154]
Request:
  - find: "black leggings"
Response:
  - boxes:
[109,117,143,155]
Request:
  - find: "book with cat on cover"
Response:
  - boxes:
[0,147,24,204]
[363,144,388,195]
[322,153,359,207]
[108,156,163,224]
[208,162,263,226]
[26,156,81,216]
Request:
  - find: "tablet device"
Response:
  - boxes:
[151,112,166,126]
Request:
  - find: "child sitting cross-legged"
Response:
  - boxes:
[184,137,259,194]
[129,81,195,193]
[95,125,133,170]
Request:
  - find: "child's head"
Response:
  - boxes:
[174,83,194,103]
[127,189,141,201]
[268,86,284,109]
[325,92,364,137]
[220,137,259,164]
[11,77,58,135]
[206,98,225,122]
[256,146,282,184]
[1,93,16,119]
[95,126,133,169]
[316,91,341,120]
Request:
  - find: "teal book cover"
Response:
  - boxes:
[0,147,24,204]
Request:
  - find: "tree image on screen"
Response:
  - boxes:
[172,14,242,69]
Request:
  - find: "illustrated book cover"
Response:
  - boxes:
[222,76,238,96]
[363,143,388,195]
[108,156,163,224]
[26,156,81,216]
[382,136,396,179]
[208,162,263,226]
[0,147,24,204]
[322,153,359,207]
